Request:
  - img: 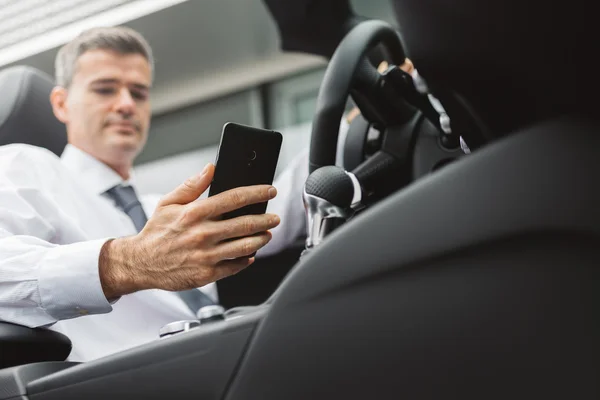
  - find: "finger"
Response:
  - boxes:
[377,60,389,73]
[203,185,277,218]
[210,257,255,281]
[214,232,272,260]
[158,164,215,207]
[399,58,414,74]
[210,213,280,242]
[346,107,361,124]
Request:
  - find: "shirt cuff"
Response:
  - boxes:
[38,238,114,320]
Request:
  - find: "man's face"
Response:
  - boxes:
[52,49,152,168]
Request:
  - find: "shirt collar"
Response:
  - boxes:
[60,144,138,195]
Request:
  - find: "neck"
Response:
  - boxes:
[108,163,131,181]
[69,143,133,180]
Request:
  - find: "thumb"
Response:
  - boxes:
[158,163,215,207]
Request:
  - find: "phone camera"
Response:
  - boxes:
[247,150,257,161]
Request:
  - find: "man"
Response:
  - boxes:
[0,27,280,361]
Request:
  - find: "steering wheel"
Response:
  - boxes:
[308,19,464,202]
[302,20,465,251]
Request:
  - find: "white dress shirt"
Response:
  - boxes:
[0,144,215,361]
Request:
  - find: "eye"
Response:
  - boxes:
[93,87,116,95]
[130,90,148,101]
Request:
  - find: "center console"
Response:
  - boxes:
[0,305,269,400]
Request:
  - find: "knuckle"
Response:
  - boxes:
[260,232,271,245]
[179,205,197,225]
[194,229,208,244]
[242,218,256,234]
[228,189,246,206]
[192,251,216,272]
[242,239,255,255]
[220,221,235,239]
[181,179,195,192]
[207,250,222,265]
[194,200,213,218]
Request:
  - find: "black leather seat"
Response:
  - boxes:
[0,65,71,368]
[224,115,600,399]
[0,65,67,155]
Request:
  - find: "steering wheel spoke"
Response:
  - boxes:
[350,58,417,128]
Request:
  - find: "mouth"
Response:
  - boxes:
[108,122,138,135]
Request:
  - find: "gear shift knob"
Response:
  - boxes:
[302,166,361,250]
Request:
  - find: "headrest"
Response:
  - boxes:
[264,0,366,58]
[0,66,67,156]
[391,0,596,140]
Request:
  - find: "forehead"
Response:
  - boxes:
[72,49,152,86]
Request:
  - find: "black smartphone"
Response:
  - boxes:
[208,122,283,220]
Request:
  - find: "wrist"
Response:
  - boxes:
[99,237,139,299]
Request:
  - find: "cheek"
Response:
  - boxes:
[70,100,105,126]
[68,105,88,130]
[83,107,110,130]
[139,108,151,129]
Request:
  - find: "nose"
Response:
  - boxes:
[115,87,135,116]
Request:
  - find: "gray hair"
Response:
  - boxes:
[54,26,154,88]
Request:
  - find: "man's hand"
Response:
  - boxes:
[99,163,280,299]
[346,58,415,124]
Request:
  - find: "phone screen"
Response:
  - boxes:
[208,122,283,220]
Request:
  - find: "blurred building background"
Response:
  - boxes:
[0,0,395,195]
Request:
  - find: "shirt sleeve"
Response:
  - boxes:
[0,232,114,327]
[0,148,114,328]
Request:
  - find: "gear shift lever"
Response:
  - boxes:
[302,166,362,252]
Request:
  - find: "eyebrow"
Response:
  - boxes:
[89,78,150,90]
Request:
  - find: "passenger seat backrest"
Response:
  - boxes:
[0,66,72,369]
[0,65,67,155]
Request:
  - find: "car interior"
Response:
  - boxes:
[0,0,598,398]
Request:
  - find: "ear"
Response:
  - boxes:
[49,86,69,124]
